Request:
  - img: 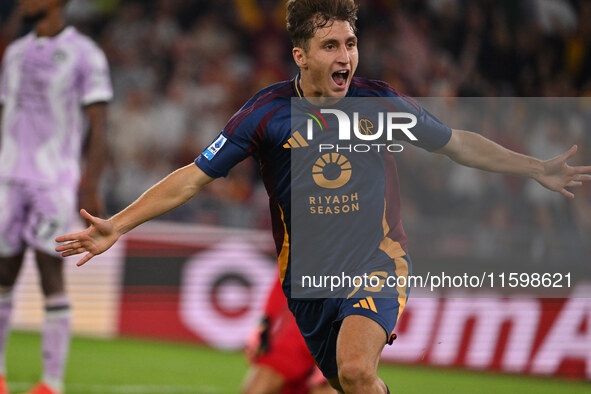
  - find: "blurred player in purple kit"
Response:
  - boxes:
[0,0,112,393]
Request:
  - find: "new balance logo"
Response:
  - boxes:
[353,297,377,313]
[283,131,309,148]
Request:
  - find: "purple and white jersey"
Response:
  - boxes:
[0,26,112,189]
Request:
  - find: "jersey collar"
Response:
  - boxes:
[32,25,74,42]
[294,73,304,98]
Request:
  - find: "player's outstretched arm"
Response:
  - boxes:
[56,163,214,266]
[437,129,591,199]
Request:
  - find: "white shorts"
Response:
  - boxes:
[0,180,76,257]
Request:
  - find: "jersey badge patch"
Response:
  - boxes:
[202,134,227,160]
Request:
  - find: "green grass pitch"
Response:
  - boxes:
[4,331,589,393]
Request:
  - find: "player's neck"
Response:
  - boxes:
[35,9,65,38]
[299,72,317,98]
[299,72,344,106]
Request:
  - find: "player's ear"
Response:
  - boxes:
[293,47,307,69]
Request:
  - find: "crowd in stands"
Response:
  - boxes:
[1,0,590,264]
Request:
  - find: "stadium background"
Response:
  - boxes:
[1,0,590,392]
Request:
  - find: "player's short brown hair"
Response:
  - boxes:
[286,0,359,50]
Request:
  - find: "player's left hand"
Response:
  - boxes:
[534,145,591,199]
[55,209,119,266]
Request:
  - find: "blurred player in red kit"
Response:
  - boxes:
[243,275,336,394]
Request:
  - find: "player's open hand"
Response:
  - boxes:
[535,145,591,199]
[55,209,119,266]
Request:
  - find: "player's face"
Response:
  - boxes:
[294,20,358,98]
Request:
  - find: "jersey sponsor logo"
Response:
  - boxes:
[312,153,351,189]
[307,152,361,214]
[202,134,227,160]
[353,296,378,313]
[284,110,327,149]
[283,131,309,149]
[308,192,359,215]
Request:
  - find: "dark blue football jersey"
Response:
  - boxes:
[195,74,451,298]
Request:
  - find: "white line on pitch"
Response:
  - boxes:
[8,382,226,393]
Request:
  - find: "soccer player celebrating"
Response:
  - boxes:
[0,0,112,393]
[55,1,591,393]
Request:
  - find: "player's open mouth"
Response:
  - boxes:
[332,70,349,88]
